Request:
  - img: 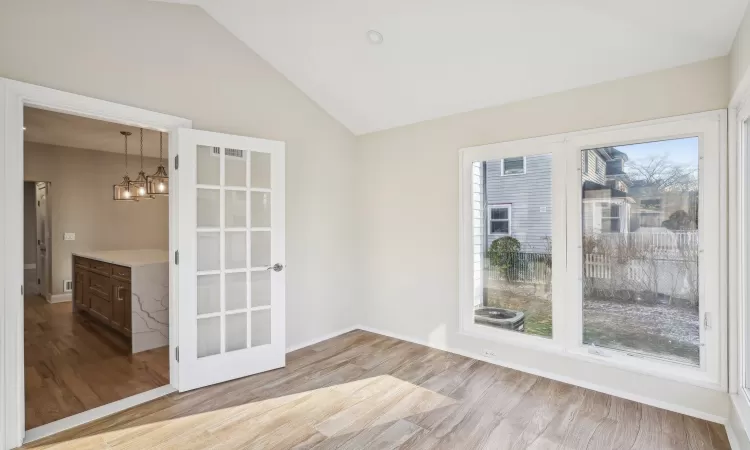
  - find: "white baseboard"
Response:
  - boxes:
[727,422,742,450]
[355,325,728,425]
[730,394,750,450]
[45,293,72,304]
[24,263,36,270]
[286,326,358,353]
[24,385,175,444]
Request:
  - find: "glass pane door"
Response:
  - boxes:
[178,129,285,392]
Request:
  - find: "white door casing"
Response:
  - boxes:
[0,77,192,449]
[176,128,286,391]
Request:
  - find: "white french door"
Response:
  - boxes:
[176,129,285,391]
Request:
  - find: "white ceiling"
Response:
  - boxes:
[168,0,747,134]
[24,107,166,158]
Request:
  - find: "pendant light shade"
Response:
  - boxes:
[113,131,137,201]
[147,132,169,195]
[129,128,154,200]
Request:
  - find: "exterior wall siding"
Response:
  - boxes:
[485,155,552,252]
[581,150,607,185]
[472,162,485,306]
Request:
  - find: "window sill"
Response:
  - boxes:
[459,323,722,391]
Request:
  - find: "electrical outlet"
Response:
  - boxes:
[482,349,497,358]
[64,233,75,241]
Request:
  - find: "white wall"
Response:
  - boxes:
[24,142,169,296]
[731,2,750,97]
[0,0,357,349]
[355,57,730,420]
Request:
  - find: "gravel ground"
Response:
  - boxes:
[583,298,699,365]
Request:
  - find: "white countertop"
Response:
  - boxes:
[73,249,169,267]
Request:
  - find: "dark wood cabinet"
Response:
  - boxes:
[111,278,131,334]
[73,266,87,309]
[72,256,132,339]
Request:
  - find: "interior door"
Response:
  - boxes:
[177,129,285,391]
[35,182,50,298]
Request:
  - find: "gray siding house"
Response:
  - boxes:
[483,148,630,253]
[484,155,552,252]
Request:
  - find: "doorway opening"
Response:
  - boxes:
[22,107,171,432]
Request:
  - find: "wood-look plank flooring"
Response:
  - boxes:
[24,295,169,429]
[24,330,729,449]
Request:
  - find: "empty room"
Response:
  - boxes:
[4,0,750,449]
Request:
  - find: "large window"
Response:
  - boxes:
[468,151,559,340]
[461,111,724,388]
[581,139,700,366]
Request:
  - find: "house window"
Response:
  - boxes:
[501,157,525,175]
[488,205,511,234]
[600,203,621,232]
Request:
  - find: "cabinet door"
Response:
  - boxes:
[74,268,85,308]
[82,271,91,308]
[111,279,129,332]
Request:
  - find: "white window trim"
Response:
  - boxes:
[459,110,727,392]
[500,156,526,176]
[599,201,622,232]
[732,95,750,402]
[487,204,511,236]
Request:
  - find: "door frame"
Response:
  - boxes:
[0,78,192,449]
[34,181,51,301]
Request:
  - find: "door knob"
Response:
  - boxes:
[267,263,284,272]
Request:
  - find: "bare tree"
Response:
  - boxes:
[626,156,698,192]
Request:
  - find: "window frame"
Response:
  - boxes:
[459,110,727,391]
[598,201,622,232]
[733,98,750,402]
[487,204,511,236]
[501,156,526,176]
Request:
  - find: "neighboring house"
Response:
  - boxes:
[628,181,698,231]
[582,148,634,234]
[483,148,632,252]
[484,155,552,252]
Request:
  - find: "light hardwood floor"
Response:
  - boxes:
[25,330,729,449]
[24,295,169,429]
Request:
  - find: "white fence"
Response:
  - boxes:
[593,230,698,254]
[486,231,699,296]
[583,231,699,299]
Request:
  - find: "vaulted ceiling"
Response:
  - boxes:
[163,0,748,134]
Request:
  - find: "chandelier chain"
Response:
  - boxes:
[140,128,145,170]
[124,132,129,175]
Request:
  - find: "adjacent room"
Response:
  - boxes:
[4,0,750,449]
[22,107,171,429]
